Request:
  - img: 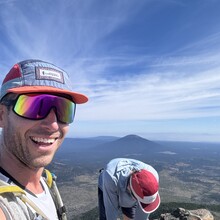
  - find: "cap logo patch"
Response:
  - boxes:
[36,67,64,83]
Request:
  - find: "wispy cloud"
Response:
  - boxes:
[78,65,220,120]
[0,0,147,77]
[76,48,220,121]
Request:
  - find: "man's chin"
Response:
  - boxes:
[29,158,53,169]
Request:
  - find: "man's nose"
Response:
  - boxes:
[42,108,60,128]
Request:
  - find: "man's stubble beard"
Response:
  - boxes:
[2,125,54,169]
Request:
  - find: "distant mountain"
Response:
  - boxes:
[113,134,159,148]
[56,135,220,170]
[54,134,164,170]
[90,134,162,160]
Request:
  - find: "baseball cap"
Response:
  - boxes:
[0,59,88,104]
[130,169,160,213]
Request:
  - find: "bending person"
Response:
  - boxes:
[98,158,160,220]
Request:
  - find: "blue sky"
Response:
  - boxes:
[0,0,220,142]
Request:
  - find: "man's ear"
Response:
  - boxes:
[0,104,7,127]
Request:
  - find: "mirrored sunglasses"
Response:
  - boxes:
[7,93,76,124]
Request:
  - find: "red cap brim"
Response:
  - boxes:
[8,86,88,104]
[138,193,160,213]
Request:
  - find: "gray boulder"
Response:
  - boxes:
[158,207,214,220]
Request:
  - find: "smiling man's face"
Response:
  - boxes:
[0,97,69,169]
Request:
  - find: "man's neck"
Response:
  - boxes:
[0,151,44,194]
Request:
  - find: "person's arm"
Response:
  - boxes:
[102,171,119,220]
[134,204,150,220]
[0,208,6,220]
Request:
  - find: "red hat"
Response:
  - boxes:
[130,169,160,213]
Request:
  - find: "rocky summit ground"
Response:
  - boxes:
[155,208,215,220]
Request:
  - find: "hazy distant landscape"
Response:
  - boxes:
[47,135,220,219]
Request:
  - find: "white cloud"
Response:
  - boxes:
[76,55,220,121]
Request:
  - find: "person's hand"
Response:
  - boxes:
[122,214,132,220]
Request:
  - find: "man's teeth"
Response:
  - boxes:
[32,137,55,144]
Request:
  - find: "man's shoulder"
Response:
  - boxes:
[0,191,31,220]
